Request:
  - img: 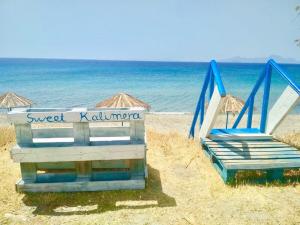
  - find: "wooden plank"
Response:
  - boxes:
[210,147,298,152]
[15,124,32,146]
[92,160,130,169]
[92,171,131,181]
[130,120,145,142]
[37,162,75,170]
[223,159,300,169]
[20,163,36,183]
[130,159,145,177]
[16,178,145,192]
[8,108,146,124]
[213,151,300,157]
[76,161,92,181]
[266,85,300,134]
[90,126,130,137]
[11,144,145,162]
[90,140,136,146]
[217,155,300,160]
[207,144,290,148]
[32,127,73,138]
[208,133,273,141]
[206,140,289,146]
[199,86,224,138]
[73,122,90,145]
[36,172,76,183]
[203,139,281,144]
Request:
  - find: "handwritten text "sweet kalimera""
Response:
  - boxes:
[26,112,141,123]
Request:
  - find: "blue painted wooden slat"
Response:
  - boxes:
[210,60,226,97]
[260,64,272,132]
[189,60,226,138]
[232,67,267,129]
[209,69,214,99]
[269,59,300,95]
[247,96,254,128]
[189,66,211,138]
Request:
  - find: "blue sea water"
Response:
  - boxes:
[0,58,299,113]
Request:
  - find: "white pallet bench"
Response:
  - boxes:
[8,107,147,192]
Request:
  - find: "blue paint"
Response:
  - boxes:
[260,64,272,133]
[210,128,261,135]
[190,58,300,139]
[188,67,211,138]
[80,112,141,122]
[210,60,226,97]
[269,59,300,95]
[1,58,300,113]
[232,67,266,129]
[27,113,65,123]
[247,96,254,128]
[189,60,226,138]
[233,59,300,132]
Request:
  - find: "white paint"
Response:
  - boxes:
[199,86,224,139]
[11,144,145,162]
[8,107,146,124]
[266,85,300,134]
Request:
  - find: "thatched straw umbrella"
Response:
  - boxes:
[0,92,33,111]
[220,94,245,129]
[96,93,150,126]
[96,93,150,110]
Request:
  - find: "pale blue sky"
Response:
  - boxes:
[0,0,299,61]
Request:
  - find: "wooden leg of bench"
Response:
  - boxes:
[223,169,236,184]
[266,169,284,181]
[130,159,145,178]
[76,161,92,181]
[20,163,36,183]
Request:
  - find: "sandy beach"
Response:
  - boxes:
[0,113,299,224]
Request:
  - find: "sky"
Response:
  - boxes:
[0,0,300,62]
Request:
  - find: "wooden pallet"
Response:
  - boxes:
[202,138,300,183]
[8,107,148,192]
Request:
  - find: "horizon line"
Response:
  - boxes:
[0,56,299,65]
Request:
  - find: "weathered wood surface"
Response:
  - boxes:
[15,124,32,146]
[10,107,147,192]
[32,126,130,138]
[32,127,74,138]
[266,85,300,134]
[11,144,146,162]
[8,107,146,124]
[202,138,300,182]
[90,126,130,137]
[16,178,145,192]
[199,86,224,139]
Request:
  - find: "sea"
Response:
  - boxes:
[0,58,299,113]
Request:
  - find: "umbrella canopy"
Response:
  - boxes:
[220,94,245,115]
[0,92,33,109]
[96,93,150,110]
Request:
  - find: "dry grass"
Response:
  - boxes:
[0,126,300,224]
[0,126,15,148]
[275,132,300,149]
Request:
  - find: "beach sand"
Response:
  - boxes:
[146,113,300,136]
[0,113,299,224]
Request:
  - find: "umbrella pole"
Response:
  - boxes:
[226,112,229,129]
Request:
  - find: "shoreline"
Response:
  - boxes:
[1,112,299,137]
